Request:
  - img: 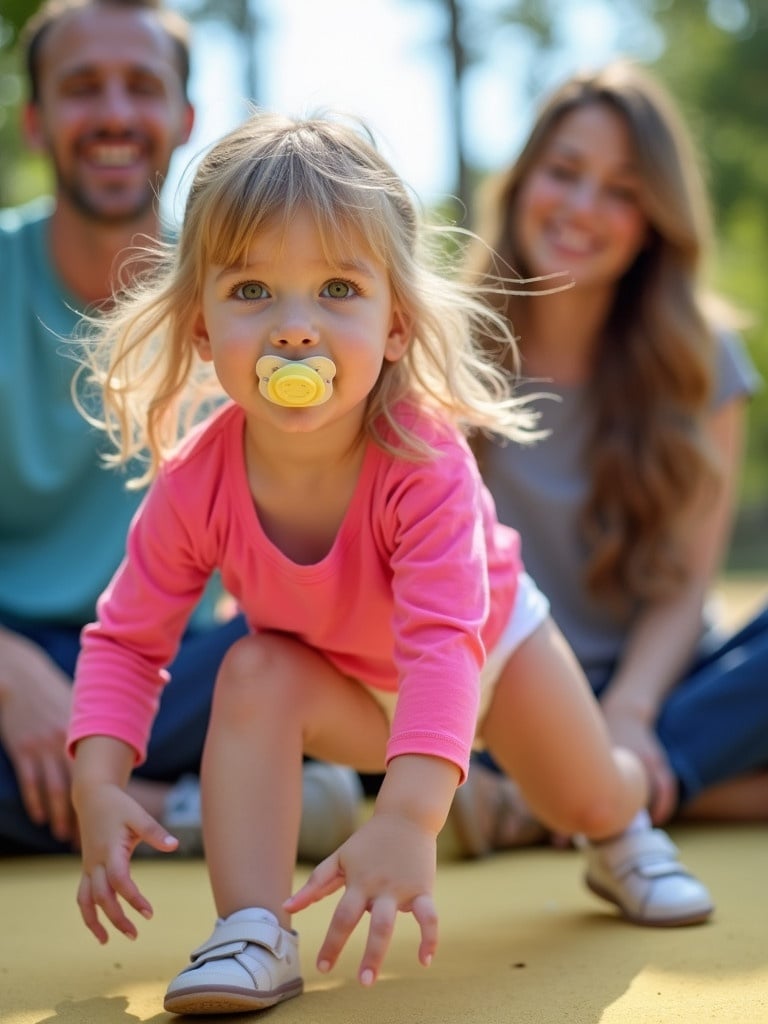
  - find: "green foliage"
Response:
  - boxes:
[0,1,40,205]
[638,1,768,563]
[1,0,765,559]
[1,0,40,48]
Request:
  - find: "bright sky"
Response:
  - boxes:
[166,0,642,218]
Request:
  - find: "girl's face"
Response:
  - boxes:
[513,102,649,293]
[193,206,409,434]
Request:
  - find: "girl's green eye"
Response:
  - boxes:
[324,280,354,299]
[238,282,267,300]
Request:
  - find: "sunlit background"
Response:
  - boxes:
[0,0,766,564]
[166,0,644,212]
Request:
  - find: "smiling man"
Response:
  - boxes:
[20,0,194,301]
[0,0,364,858]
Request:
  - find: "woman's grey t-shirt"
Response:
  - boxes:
[483,331,761,687]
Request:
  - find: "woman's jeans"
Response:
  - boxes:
[648,602,768,804]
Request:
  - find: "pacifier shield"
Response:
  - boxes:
[255,355,336,407]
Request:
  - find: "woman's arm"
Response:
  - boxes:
[600,397,747,820]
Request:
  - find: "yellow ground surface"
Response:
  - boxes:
[1,825,766,1024]
[1,575,765,1023]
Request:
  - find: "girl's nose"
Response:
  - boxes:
[270,308,319,349]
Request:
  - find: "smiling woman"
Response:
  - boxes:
[455,60,768,850]
[512,102,649,310]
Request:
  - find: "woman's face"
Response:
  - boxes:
[513,102,649,293]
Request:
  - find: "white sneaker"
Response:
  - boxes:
[163,762,363,861]
[164,908,303,1015]
[583,827,714,927]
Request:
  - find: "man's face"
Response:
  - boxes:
[25,6,194,225]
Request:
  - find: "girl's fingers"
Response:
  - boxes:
[315,889,367,974]
[89,862,139,939]
[412,893,439,967]
[284,853,344,912]
[358,897,397,986]
[136,820,179,855]
[76,873,109,944]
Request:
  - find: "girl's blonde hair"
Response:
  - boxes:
[76,110,541,486]
[465,60,721,607]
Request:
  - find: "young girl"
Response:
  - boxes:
[68,111,712,1017]
[452,60,767,855]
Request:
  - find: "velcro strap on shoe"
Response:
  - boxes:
[596,829,683,879]
[191,919,284,963]
[192,939,252,964]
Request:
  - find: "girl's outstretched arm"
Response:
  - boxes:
[285,753,460,986]
[71,736,179,943]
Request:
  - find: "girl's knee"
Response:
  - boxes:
[561,795,630,839]
[554,764,645,839]
[214,633,307,715]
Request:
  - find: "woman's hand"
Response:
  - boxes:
[74,780,178,943]
[601,701,678,824]
[285,810,439,986]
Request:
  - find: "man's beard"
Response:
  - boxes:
[54,159,160,226]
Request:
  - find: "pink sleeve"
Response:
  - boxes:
[67,471,213,763]
[383,438,490,782]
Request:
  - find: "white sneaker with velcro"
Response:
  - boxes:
[583,827,714,927]
[164,907,303,1015]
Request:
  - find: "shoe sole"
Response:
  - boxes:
[586,875,714,927]
[164,978,304,1014]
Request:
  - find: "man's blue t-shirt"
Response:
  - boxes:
[0,199,215,628]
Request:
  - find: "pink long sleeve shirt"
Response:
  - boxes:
[69,402,522,780]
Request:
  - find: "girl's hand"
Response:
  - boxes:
[601,704,678,824]
[284,811,438,986]
[74,782,178,943]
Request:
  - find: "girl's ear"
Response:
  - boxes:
[384,306,411,363]
[191,311,213,361]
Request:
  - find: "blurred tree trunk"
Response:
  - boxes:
[185,0,260,102]
[444,0,471,223]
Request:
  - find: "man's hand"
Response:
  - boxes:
[0,630,76,842]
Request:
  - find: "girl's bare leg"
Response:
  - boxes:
[164,634,392,1014]
[480,618,647,839]
[477,618,713,927]
[200,633,390,928]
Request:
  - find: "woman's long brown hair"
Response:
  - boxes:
[466,61,720,608]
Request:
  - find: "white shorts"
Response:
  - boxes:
[477,571,550,718]
[367,572,550,743]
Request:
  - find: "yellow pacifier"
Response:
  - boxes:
[255,355,337,408]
